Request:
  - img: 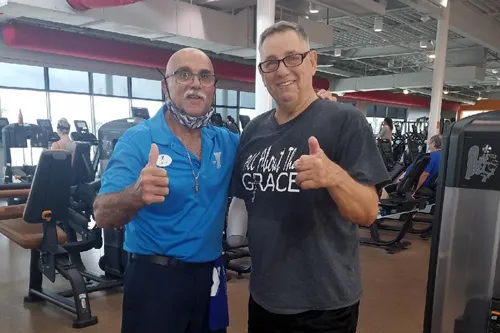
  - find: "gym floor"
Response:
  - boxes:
[0,227,431,333]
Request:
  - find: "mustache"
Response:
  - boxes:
[184,90,207,100]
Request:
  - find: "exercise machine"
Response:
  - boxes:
[360,153,429,254]
[424,111,500,333]
[37,118,60,145]
[71,120,99,176]
[131,106,150,120]
[0,150,98,328]
[2,123,47,187]
[97,116,145,277]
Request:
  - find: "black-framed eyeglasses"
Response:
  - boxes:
[258,51,311,73]
[166,69,217,87]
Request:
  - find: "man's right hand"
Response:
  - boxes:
[136,143,170,205]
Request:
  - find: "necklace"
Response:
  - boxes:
[185,146,202,196]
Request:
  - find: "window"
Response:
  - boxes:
[216,89,237,106]
[94,96,131,133]
[49,93,92,134]
[93,73,128,97]
[0,62,45,90]
[49,68,89,93]
[239,108,259,121]
[239,91,255,108]
[215,107,238,122]
[131,78,162,100]
[0,88,48,125]
[131,99,163,118]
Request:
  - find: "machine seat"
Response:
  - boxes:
[0,218,67,249]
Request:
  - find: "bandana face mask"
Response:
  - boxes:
[165,98,214,129]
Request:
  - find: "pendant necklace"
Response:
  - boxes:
[185,146,202,196]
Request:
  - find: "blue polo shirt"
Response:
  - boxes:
[406,150,440,187]
[99,106,239,263]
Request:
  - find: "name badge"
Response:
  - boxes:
[156,154,172,167]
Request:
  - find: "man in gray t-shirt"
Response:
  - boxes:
[230,21,390,332]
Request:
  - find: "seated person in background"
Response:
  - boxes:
[378,117,393,142]
[51,118,76,154]
[381,134,441,199]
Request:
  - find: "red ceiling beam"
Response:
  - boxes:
[66,0,142,11]
[341,90,461,111]
[1,22,330,90]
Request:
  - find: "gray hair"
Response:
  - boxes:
[429,134,442,149]
[259,21,310,49]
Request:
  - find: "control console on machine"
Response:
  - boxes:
[131,107,150,120]
[0,118,9,145]
[71,120,97,145]
[37,119,60,144]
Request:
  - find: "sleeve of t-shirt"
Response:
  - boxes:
[424,153,438,174]
[99,132,148,195]
[229,125,251,200]
[336,111,391,194]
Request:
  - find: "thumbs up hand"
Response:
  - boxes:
[136,143,170,205]
[294,137,342,190]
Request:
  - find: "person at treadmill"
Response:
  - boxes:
[51,118,76,154]
[227,21,390,332]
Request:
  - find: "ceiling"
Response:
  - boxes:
[1,0,500,104]
[186,0,500,103]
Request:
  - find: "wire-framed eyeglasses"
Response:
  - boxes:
[166,69,217,87]
[258,51,311,73]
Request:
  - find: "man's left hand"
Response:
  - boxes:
[316,89,337,101]
[294,137,343,189]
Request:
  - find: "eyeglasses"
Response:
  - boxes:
[258,51,311,73]
[166,69,217,87]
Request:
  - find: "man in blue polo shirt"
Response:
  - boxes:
[93,48,238,333]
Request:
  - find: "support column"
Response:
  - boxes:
[255,0,275,115]
[428,4,450,141]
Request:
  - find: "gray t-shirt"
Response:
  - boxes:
[230,99,390,315]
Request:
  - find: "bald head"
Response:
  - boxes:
[166,48,213,75]
[162,47,217,118]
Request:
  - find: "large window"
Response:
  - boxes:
[239,91,255,109]
[0,62,45,90]
[131,99,163,118]
[131,78,162,100]
[216,89,237,106]
[216,107,238,122]
[93,73,128,97]
[94,96,131,133]
[0,88,48,125]
[49,93,92,134]
[49,68,89,93]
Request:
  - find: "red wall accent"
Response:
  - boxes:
[342,90,461,111]
[1,22,330,90]
[66,0,142,11]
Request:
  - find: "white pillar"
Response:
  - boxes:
[255,0,275,115]
[428,4,450,141]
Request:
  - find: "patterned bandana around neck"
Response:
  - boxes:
[165,98,214,129]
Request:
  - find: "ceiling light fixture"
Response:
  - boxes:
[403,89,409,95]
[440,0,448,7]
[443,90,449,95]
[309,2,319,14]
[428,53,436,59]
[492,69,499,74]
[420,40,428,48]
[374,17,383,32]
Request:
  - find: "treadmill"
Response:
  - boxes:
[37,119,60,146]
[424,111,500,333]
[71,120,99,176]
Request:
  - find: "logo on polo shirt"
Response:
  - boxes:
[213,152,221,169]
[156,154,172,167]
